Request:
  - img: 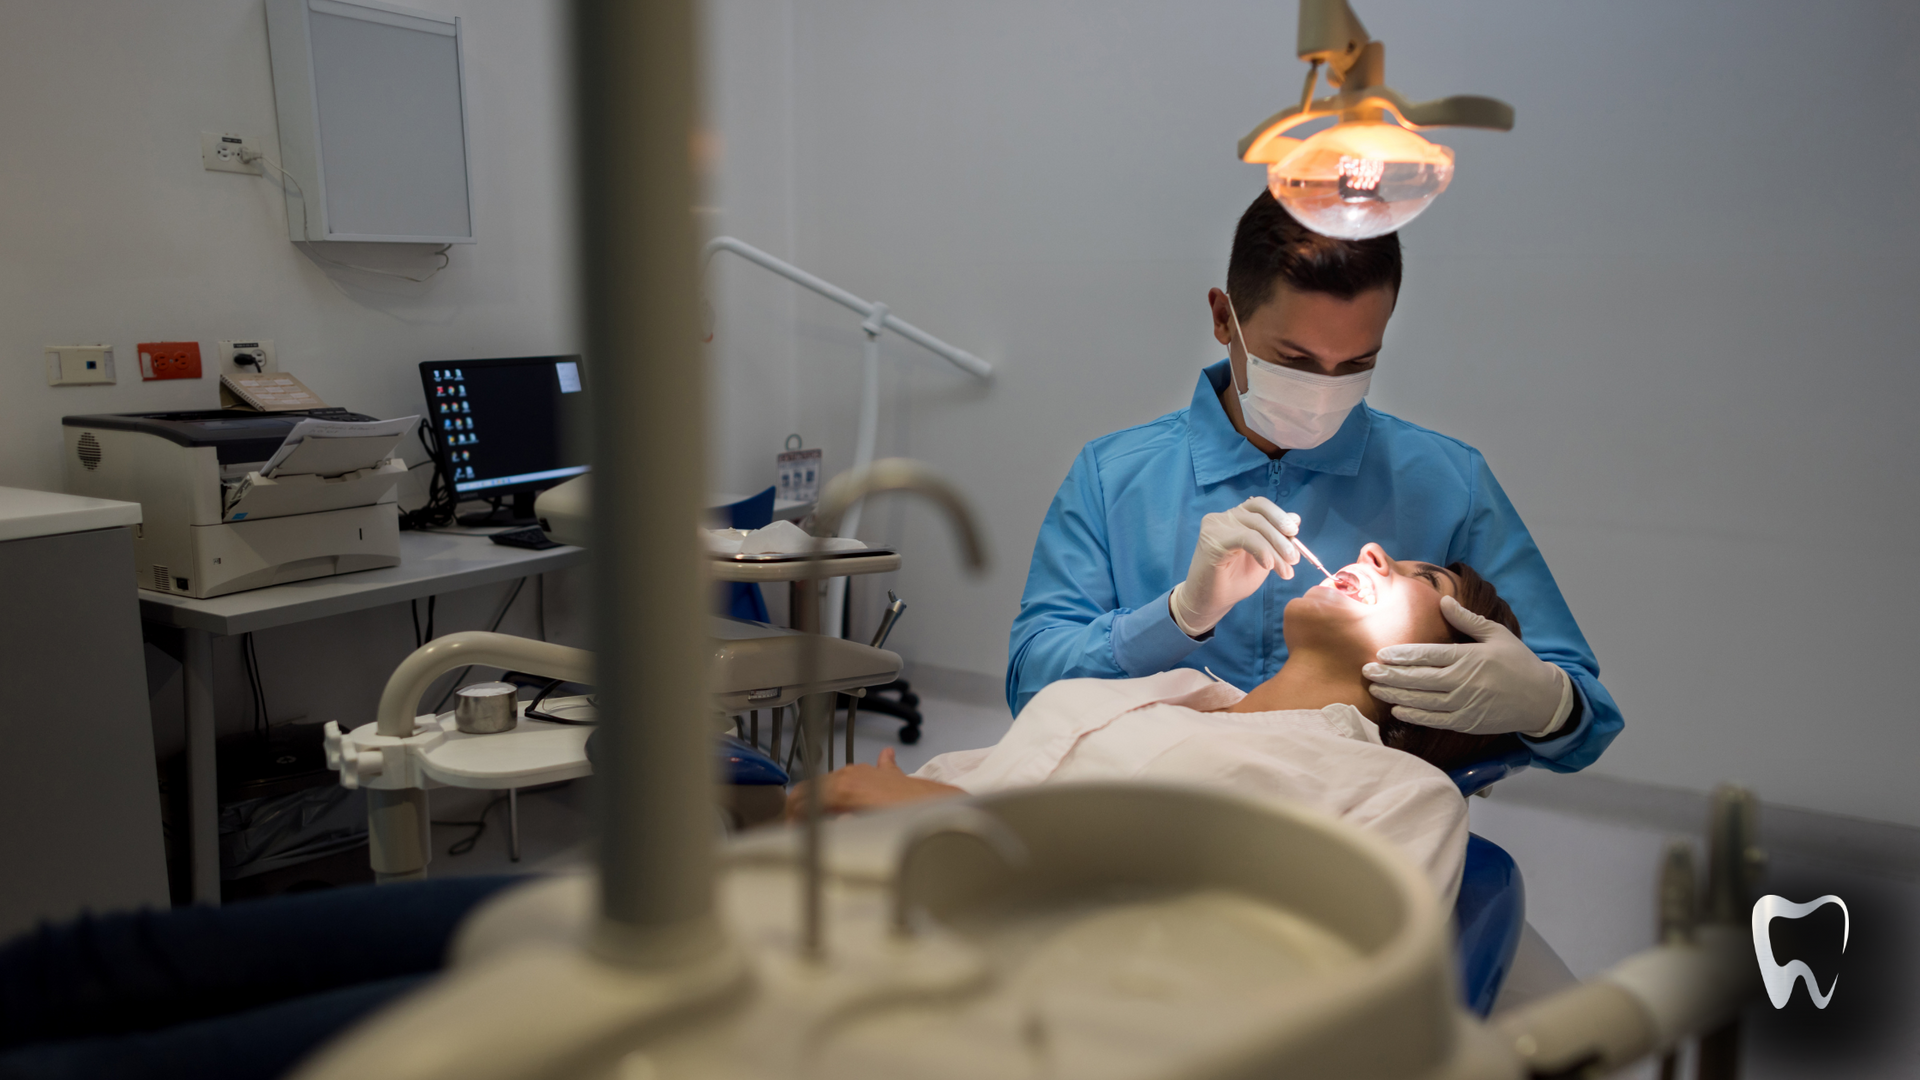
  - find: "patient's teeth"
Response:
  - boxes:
[1331,570,1376,604]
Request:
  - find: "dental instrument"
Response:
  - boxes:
[870,590,907,649]
[1290,533,1337,582]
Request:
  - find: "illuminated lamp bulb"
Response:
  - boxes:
[1267,121,1454,240]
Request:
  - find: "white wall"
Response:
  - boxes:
[701,0,801,501]
[0,0,583,755]
[704,0,1920,828]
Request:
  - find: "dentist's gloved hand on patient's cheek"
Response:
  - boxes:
[1169,497,1301,638]
[1361,595,1575,738]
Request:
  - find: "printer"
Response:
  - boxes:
[62,409,412,598]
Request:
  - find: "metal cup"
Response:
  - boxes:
[455,682,519,734]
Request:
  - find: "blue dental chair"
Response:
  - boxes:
[1446,746,1534,1016]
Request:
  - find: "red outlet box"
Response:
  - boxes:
[139,342,203,380]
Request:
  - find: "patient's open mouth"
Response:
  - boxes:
[1331,569,1376,605]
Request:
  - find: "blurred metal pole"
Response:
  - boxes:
[575,0,721,967]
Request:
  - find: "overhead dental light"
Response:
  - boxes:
[1239,0,1515,239]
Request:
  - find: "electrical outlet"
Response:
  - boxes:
[218,338,278,374]
[138,342,203,380]
[201,131,260,174]
[45,345,116,386]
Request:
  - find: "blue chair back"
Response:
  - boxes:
[721,486,777,622]
[724,486,776,530]
[1453,833,1526,1016]
[1444,750,1532,1015]
[1447,744,1533,799]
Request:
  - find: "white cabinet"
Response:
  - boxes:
[265,0,475,244]
[0,488,166,936]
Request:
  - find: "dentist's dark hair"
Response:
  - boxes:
[1226,189,1402,316]
[1376,562,1525,773]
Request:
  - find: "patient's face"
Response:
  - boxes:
[1284,543,1459,661]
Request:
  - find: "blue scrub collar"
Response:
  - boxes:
[1189,360,1372,487]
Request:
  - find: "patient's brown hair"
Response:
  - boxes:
[1376,562,1525,772]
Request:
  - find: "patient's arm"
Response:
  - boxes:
[785,747,964,821]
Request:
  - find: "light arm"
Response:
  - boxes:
[700,236,992,380]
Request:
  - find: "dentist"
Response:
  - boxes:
[1007,190,1620,771]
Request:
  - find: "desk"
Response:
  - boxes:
[140,529,586,903]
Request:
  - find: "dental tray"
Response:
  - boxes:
[713,547,897,563]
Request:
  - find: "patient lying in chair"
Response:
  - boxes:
[792,543,1526,906]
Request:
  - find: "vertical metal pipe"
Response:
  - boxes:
[575,0,721,967]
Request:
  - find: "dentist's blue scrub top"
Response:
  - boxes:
[1007,360,1620,772]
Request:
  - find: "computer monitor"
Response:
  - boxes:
[416,355,590,524]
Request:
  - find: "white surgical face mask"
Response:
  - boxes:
[1226,297,1372,450]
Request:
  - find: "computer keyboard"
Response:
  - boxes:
[490,525,561,550]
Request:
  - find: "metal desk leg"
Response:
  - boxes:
[182,628,221,905]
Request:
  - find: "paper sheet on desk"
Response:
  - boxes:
[260,416,419,478]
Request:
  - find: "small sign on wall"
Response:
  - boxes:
[777,435,822,505]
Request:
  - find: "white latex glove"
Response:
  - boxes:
[1168,497,1300,637]
[1362,595,1575,738]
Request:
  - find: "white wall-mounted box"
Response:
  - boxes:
[265,0,475,244]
